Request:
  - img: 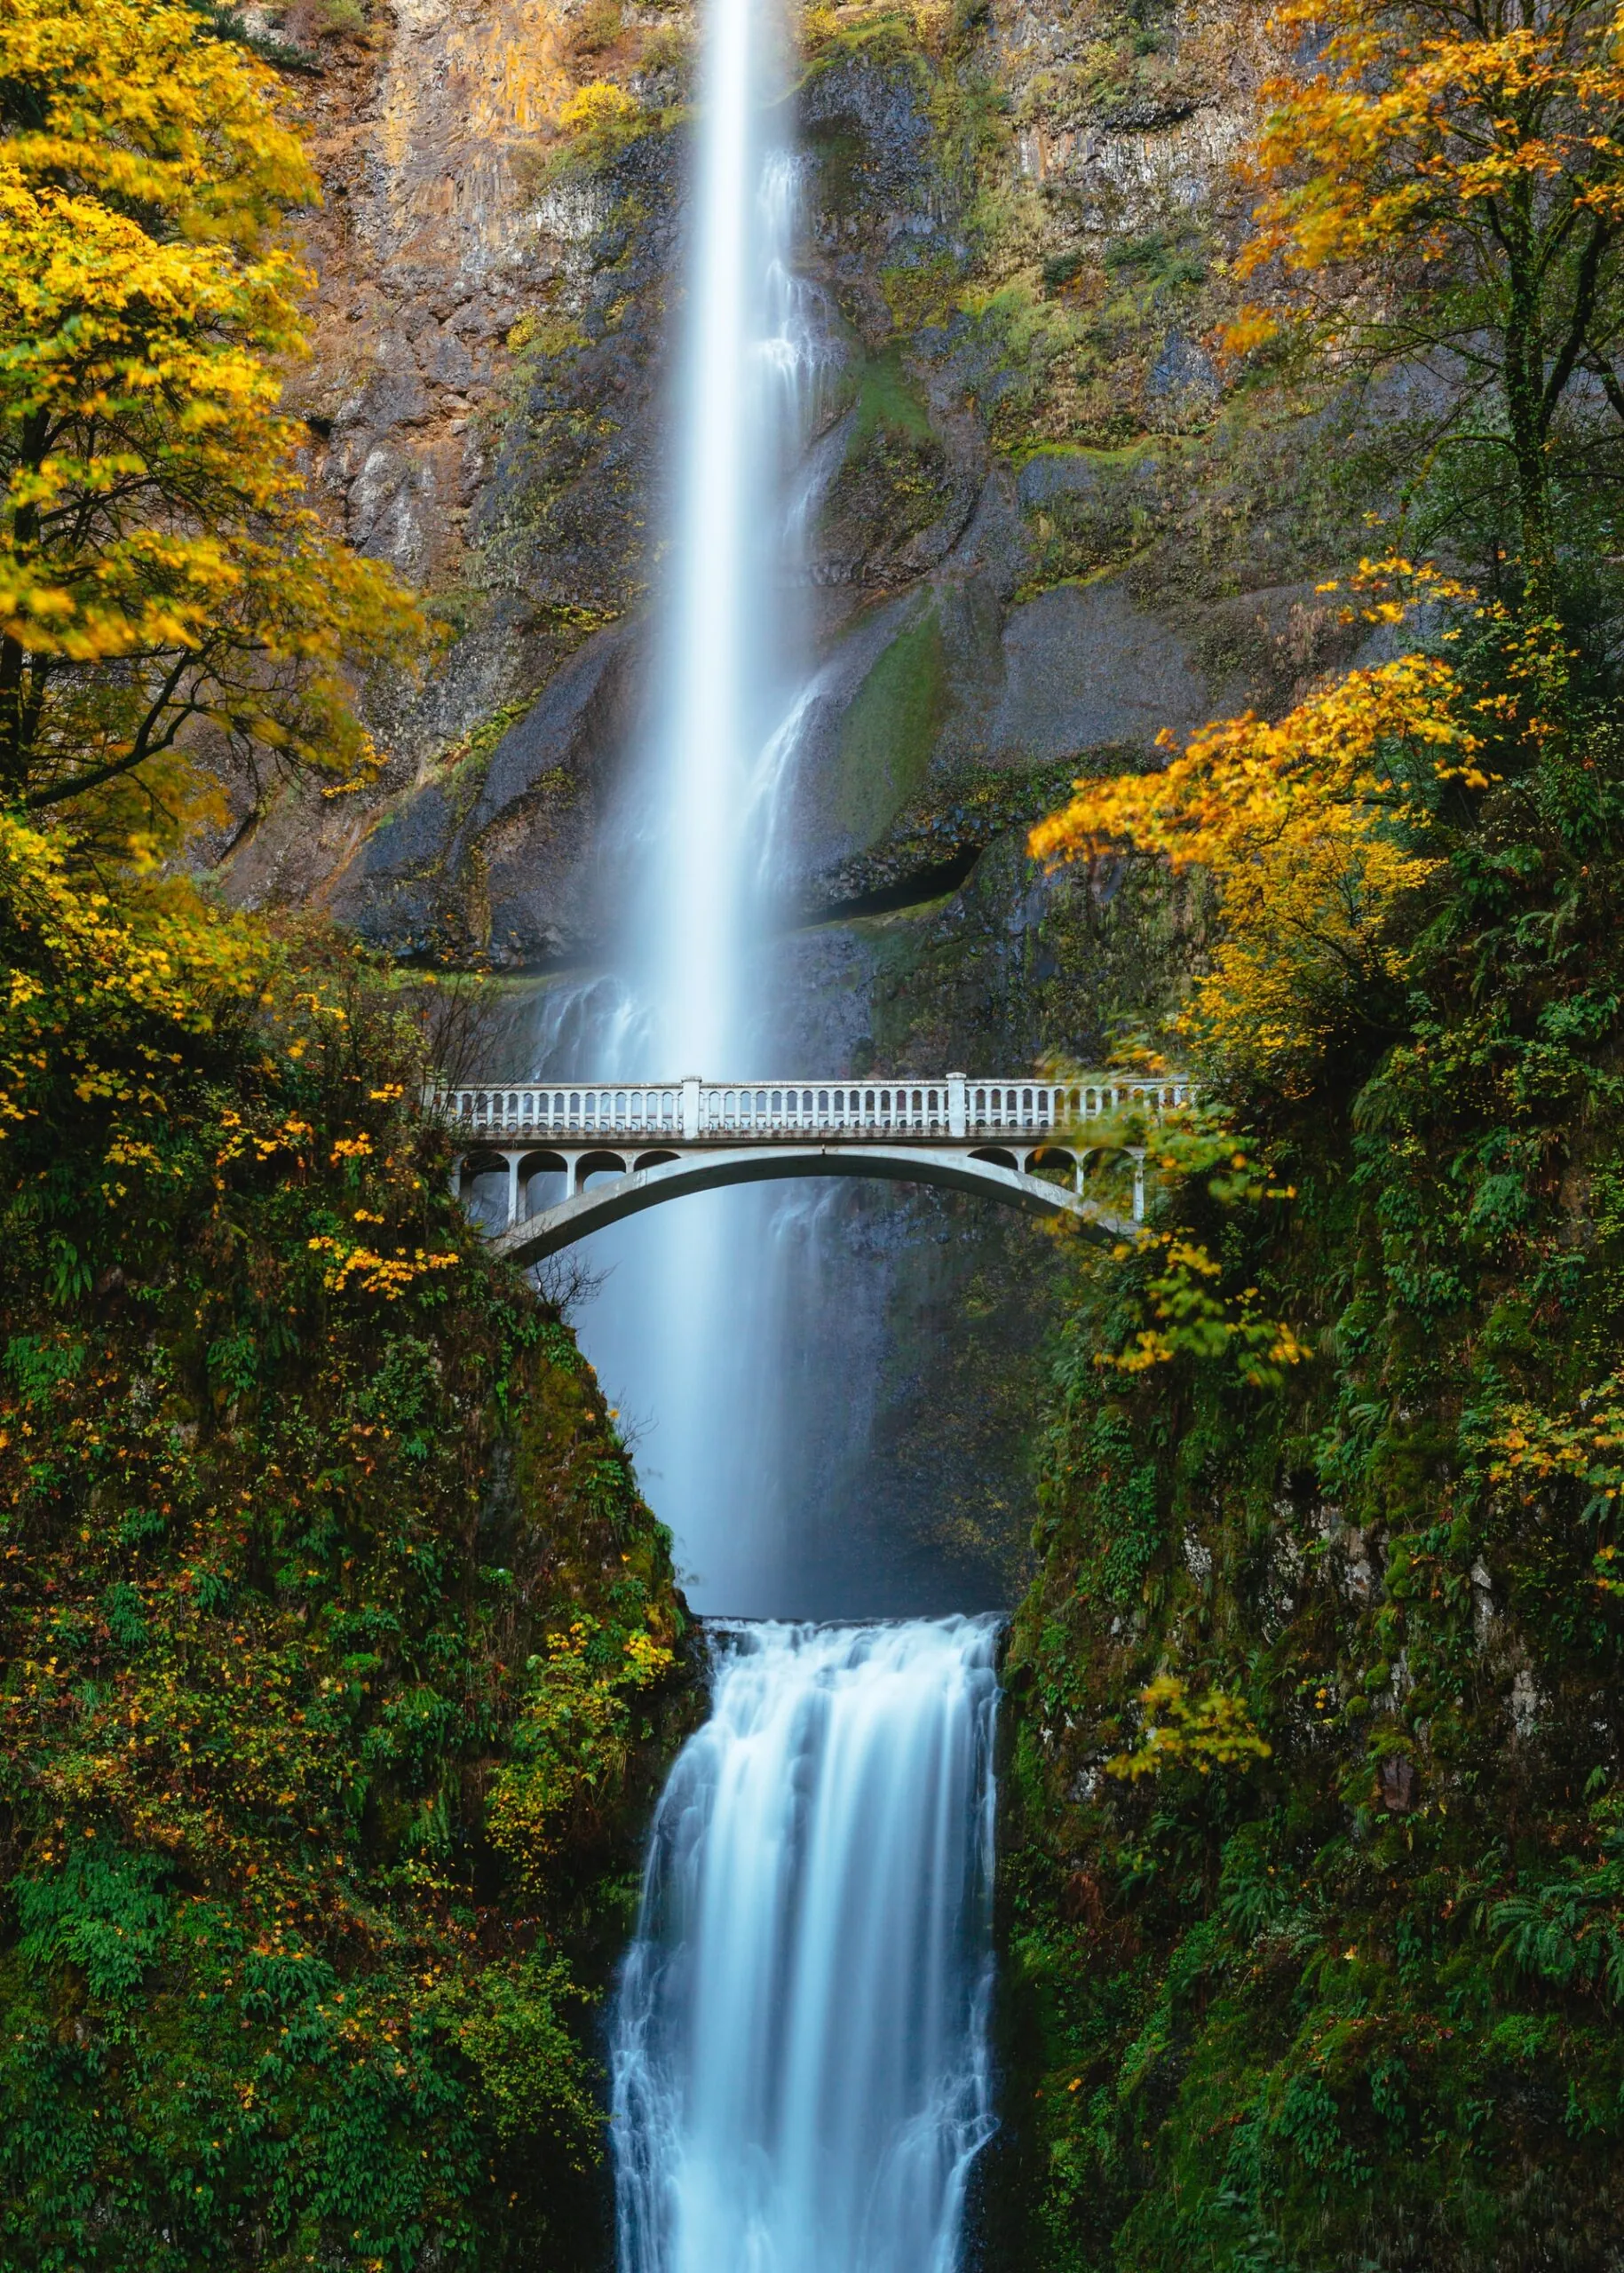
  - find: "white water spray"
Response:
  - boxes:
[560,9,1004,2262]
[612,1619,1001,2273]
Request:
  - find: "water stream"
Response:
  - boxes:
[535,0,1005,2252]
[611,1620,1001,2273]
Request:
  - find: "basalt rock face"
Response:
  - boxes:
[221,0,1362,971]
[218,0,678,954]
[217,0,1377,1599]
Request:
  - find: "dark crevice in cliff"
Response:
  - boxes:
[798,843,983,925]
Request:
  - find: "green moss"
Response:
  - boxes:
[800,9,929,78]
[1101,228,1205,288]
[991,641,1624,2269]
[832,602,950,847]
[881,256,964,336]
[437,694,537,780]
[850,347,938,448]
[0,918,693,2270]
[1011,439,1161,471]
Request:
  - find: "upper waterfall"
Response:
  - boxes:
[640,0,824,1066]
[574,0,840,1618]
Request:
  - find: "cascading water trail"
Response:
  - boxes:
[592,10,1002,2263]
[545,0,841,1616]
[638,0,829,1059]
[612,1618,1001,2273]
[645,0,760,1066]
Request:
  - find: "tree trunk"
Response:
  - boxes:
[0,408,49,799]
[1502,217,1555,610]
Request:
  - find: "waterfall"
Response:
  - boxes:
[611,1619,1001,2273]
[550,6,1006,2261]
[641,0,765,1067]
[526,0,843,1616]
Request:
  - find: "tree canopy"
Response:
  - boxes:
[1232,0,1624,597]
[0,0,421,846]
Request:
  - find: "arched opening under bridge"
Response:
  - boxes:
[478,1141,1145,1270]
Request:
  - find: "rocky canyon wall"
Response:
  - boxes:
[212,0,1390,1597]
[224,0,1372,962]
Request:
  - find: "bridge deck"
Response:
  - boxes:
[435,1072,1191,1146]
[436,1071,1188,1258]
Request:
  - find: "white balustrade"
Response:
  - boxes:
[432,1074,1192,1144]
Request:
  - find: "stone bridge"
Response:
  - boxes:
[439,1074,1192,1264]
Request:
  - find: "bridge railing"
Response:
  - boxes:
[432,1074,1192,1144]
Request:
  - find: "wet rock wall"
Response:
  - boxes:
[211,0,1384,1597]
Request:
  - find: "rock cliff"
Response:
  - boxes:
[222,0,1365,973]
[211,0,1387,1600]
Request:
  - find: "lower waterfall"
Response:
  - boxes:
[611,1617,1001,2273]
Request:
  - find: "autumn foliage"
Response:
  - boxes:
[1033,652,1454,1090]
[1016,572,1624,2262]
[1032,565,1516,1089]
[0,851,688,2264]
[1230,0,1624,592]
[0,0,422,838]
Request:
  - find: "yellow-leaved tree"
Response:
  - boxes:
[0,0,422,838]
[1030,574,1491,1093]
[1232,0,1624,599]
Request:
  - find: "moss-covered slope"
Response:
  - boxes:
[989,693,1624,2268]
[0,895,689,2270]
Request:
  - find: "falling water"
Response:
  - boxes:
[639,0,763,1063]
[635,11,828,1056]
[526,5,1007,2252]
[612,1619,1001,2273]
[536,0,843,1615]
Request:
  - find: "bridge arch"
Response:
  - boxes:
[488,1142,1137,1270]
[574,1147,630,1192]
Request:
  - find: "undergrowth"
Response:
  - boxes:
[0,838,690,2271]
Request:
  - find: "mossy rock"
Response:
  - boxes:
[830,598,952,848]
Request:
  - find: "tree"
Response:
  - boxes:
[0,0,422,838]
[1030,582,1488,1093]
[1232,0,1624,601]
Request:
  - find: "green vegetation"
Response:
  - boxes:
[0,8,690,2262]
[0,842,688,2269]
[832,605,949,847]
[1000,698,1624,2267]
[439,697,535,773]
[988,0,1624,2245]
[850,348,939,448]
